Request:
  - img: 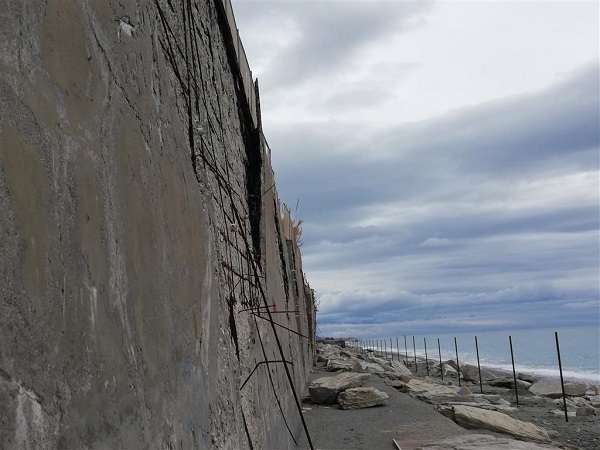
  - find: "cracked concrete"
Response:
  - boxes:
[0,1,315,448]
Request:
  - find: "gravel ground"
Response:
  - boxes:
[294,360,599,450]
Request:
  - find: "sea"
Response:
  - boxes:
[366,325,599,385]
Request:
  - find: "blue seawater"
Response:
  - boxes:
[371,325,599,385]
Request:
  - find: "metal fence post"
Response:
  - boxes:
[412,336,417,373]
[475,336,483,394]
[454,337,461,387]
[438,338,443,381]
[509,335,519,405]
[555,331,569,422]
[424,337,429,376]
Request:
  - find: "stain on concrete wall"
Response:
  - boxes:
[0,1,316,448]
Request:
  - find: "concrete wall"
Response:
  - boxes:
[0,1,315,448]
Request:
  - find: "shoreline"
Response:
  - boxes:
[358,345,600,386]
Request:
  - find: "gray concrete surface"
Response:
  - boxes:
[0,1,315,448]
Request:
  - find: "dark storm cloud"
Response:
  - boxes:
[274,62,599,224]
[316,282,600,336]
[277,63,599,335]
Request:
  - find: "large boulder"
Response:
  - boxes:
[325,357,361,372]
[446,405,551,443]
[316,343,340,363]
[443,402,519,418]
[357,361,385,373]
[416,433,563,449]
[529,378,588,398]
[309,372,371,404]
[393,378,473,405]
[432,362,459,378]
[369,356,392,367]
[518,372,540,383]
[457,363,497,383]
[417,391,476,405]
[386,360,412,376]
[337,387,389,410]
[394,378,456,394]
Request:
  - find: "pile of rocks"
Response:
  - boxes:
[388,364,599,444]
[416,358,599,419]
[308,369,391,410]
[528,378,599,418]
[316,342,412,377]
[307,343,411,409]
[389,376,551,442]
[308,343,599,448]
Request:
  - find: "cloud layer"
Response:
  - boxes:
[233,0,600,337]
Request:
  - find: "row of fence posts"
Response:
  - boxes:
[346,331,571,422]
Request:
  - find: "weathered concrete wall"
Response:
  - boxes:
[0,1,315,448]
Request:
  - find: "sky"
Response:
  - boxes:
[231,0,600,338]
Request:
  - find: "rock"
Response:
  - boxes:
[416,433,563,449]
[394,378,480,405]
[439,364,459,378]
[589,395,600,408]
[444,359,458,370]
[446,402,519,418]
[316,344,341,364]
[418,391,476,405]
[309,372,371,404]
[448,405,551,443]
[549,409,576,418]
[316,354,328,363]
[357,361,385,373]
[435,404,455,419]
[384,378,407,388]
[337,386,389,410]
[576,406,597,417]
[518,372,540,383]
[471,394,511,406]
[517,379,532,390]
[457,363,496,383]
[368,355,392,367]
[555,397,580,410]
[488,376,513,388]
[570,396,590,407]
[386,360,412,376]
[394,378,457,395]
[325,358,361,372]
[529,378,588,398]
[488,377,531,390]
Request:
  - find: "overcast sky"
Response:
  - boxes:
[232,0,600,338]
